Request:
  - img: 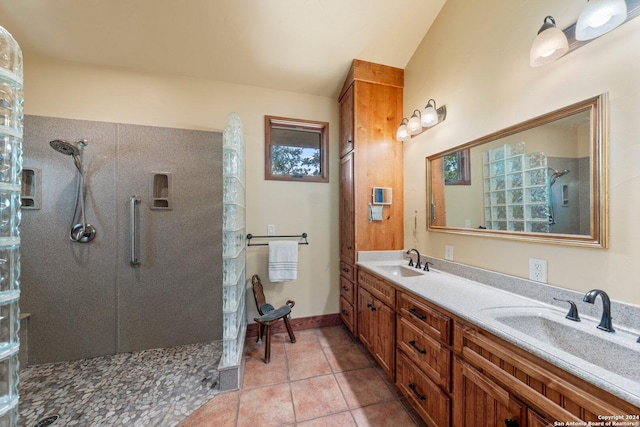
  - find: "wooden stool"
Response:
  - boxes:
[251,274,296,363]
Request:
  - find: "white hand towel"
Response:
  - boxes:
[268,241,299,282]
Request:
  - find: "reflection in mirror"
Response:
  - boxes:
[427,94,607,247]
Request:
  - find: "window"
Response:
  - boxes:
[265,116,329,183]
[443,148,471,185]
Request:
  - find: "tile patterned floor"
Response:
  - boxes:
[19,341,222,426]
[180,326,426,427]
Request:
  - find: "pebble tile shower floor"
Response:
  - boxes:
[18,341,223,426]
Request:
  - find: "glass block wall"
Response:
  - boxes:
[0,25,23,424]
[483,141,550,233]
[221,113,246,367]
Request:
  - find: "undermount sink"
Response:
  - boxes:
[487,307,640,382]
[377,265,425,277]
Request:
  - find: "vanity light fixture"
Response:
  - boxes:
[531,0,640,67]
[396,99,447,141]
[530,16,569,67]
[576,0,627,40]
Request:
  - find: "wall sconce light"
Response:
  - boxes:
[396,100,446,141]
[576,0,627,40]
[531,0,639,67]
[530,16,569,67]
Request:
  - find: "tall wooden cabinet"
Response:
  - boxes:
[338,60,404,336]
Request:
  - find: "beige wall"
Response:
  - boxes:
[23,53,340,321]
[404,0,640,306]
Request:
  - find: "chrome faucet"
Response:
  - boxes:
[583,289,615,333]
[406,249,422,269]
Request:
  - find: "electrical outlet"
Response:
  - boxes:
[267,224,275,236]
[529,258,547,283]
[445,245,454,261]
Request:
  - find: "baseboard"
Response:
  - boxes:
[246,313,342,337]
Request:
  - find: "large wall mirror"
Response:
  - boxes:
[427,94,607,248]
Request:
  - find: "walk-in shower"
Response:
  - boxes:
[49,138,97,243]
[548,167,570,225]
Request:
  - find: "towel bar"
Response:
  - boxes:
[246,232,308,247]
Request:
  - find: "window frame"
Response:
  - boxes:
[264,115,329,183]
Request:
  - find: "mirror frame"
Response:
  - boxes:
[426,93,608,248]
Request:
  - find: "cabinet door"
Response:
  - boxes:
[339,152,355,265]
[453,357,526,427]
[527,409,555,427]
[339,84,354,157]
[358,287,374,352]
[374,298,395,379]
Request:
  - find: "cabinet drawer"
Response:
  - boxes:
[340,261,355,281]
[398,291,451,344]
[339,276,354,303]
[358,269,395,307]
[397,316,450,392]
[397,350,450,427]
[340,296,355,333]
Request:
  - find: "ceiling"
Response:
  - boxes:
[0,0,446,98]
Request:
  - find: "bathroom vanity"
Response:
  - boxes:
[354,254,640,426]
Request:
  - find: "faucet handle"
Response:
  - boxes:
[553,298,581,322]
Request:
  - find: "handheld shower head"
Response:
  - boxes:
[549,168,570,186]
[49,139,80,157]
[49,139,87,172]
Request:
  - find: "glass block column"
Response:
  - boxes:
[0,25,23,424]
[483,141,549,233]
[221,113,246,369]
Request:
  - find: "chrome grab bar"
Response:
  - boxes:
[130,196,141,267]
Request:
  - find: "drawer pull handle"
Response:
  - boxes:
[342,268,350,272]
[408,340,427,355]
[367,303,372,308]
[408,383,426,401]
[342,286,349,291]
[504,419,519,427]
[409,308,427,320]
[342,310,349,316]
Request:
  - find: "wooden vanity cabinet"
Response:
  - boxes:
[337,59,404,336]
[453,321,632,424]
[357,269,640,426]
[357,269,396,379]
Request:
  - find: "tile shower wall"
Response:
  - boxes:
[21,115,223,365]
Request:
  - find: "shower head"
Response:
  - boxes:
[549,168,570,185]
[50,139,81,157]
[49,139,87,171]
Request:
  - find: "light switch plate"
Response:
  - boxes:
[267,224,275,236]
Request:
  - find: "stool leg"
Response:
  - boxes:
[283,316,296,344]
[256,323,263,345]
[264,324,272,364]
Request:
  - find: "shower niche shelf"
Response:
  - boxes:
[21,168,41,210]
[150,172,172,210]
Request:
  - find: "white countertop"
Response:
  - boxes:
[357,258,640,409]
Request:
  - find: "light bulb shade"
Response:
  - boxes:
[396,119,410,142]
[408,110,422,135]
[530,16,569,67]
[421,103,438,127]
[576,0,627,41]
